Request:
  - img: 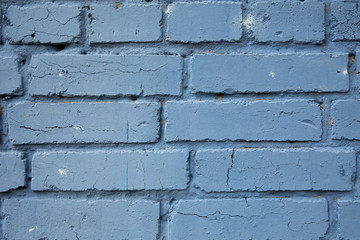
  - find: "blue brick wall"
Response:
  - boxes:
[0,0,359,239]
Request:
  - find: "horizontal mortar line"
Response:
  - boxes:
[0,189,355,200]
[4,94,359,104]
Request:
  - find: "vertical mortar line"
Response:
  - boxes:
[323,1,330,51]
[181,55,192,100]
[160,0,167,44]
[158,100,166,147]
[348,53,357,94]
[80,4,90,54]
[187,150,197,193]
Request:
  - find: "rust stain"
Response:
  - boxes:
[320,103,325,111]
[328,117,333,128]
[115,3,123,9]
[215,95,224,101]
[162,146,171,150]
[334,198,339,204]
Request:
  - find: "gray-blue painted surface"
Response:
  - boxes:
[89,4,162,43]
[195,148,355,192]
[8,102,160,144]
[29,54,183,97]
[0,152,25,192]
[331,1,360,41]
[0,1,358,239]
[331,100,360,140]
[4,199,159,240]
[250,1,324,42]
[165,100,322,142]
[338,200,360,239]
[0,57,22,95]
[169,198,328,240]
[166,2,242,43]
[32,150,188,191]
[191,53,349,93]
[5,5,81,44]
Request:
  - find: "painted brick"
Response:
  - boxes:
[169,198,328,239]
[338,200,360,240]
[250,1,324,42]
[331,1,360,41]
[8,102,160,144]
[195,148,355,192]
[331,100,360,140]
[89,4,161,43]
[5,5,80,44]
[29,54,183,97]
[0,152,25,192]
[166,3,242,43]
[165,100,322,142]
[3,199,159,240]
[191,53,349,94]
[32,150,188,191]
[0,56,22,95]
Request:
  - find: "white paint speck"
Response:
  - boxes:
[269,72,275,78]
[73,126,83,130]
[243,16,254,29]
[342,69,348,75]
[29,226,37,232]
[58,168,69,176]
[59,72,63,77]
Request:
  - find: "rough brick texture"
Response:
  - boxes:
[0,152,25,192]
[191,53,349,93]
[166,3,242,43]
[165,100,322,142]
[250,1,324,42]
[0,1,359,239]
[331,1,360,41]
[4,199,159,240]
[32,150,188,191]
[8,102,160,144]
[195,148,355,192]
[331,100,360,140]
[169,198,328,239]
[29,54,183,97]
[6,5,81,44]
[89,4,162,43]
[0,57,22,95]
[338,200,360,240]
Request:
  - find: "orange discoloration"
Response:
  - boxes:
[215,95,224,101]
[334,198,339,204]
[328,117,333,128]
[115,3,123,9]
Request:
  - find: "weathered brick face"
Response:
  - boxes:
[0,1,359,239]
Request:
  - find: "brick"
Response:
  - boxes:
[89,4,161,43]
[0,152,25,192]
[250,1,324,42]
[6,5,80,44]
[8,102,160,144]
[331,1,360,41]
[338,200,360,239]
[169,198,328,239]
[331,100,360,140]
[166,2,242,43]
[4,199,159,240]
[195,148,355,192]
[0,56,22,95]
[32,150,188,191]
[191,53,349,94]
[165,100,322,142]
[29,54,183,97]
